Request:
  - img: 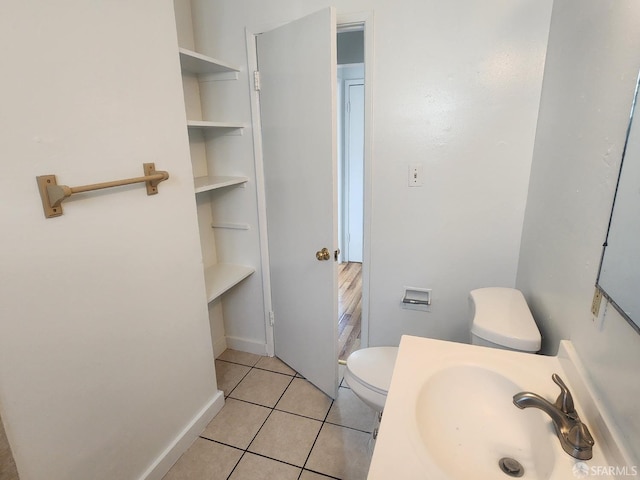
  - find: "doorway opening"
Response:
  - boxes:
[337,26,364,361]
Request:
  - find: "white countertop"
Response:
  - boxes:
[367,335,628,480]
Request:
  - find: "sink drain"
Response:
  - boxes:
[498,457,524,477]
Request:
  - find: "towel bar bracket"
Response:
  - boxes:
[36,175,64,218]
[143,162,166,195]
[36,163,169,218]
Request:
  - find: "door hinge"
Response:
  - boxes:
[269,311,275,326]
[254,71,261,91]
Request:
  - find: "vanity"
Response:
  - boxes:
[367,336,634,479]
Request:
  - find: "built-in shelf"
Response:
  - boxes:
[179,47,240,74]
[211,222,250,230]
[204,264,255,303]
[187,120,244,131]
[194,175,249,193]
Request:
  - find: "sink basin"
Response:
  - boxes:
[415,365,555,479]
[367,336,628,480]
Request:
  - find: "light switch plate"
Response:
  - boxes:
[408,164,423,187]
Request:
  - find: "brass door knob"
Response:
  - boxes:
[316,248,331,261]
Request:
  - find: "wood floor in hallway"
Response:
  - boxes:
[338,262,362,362]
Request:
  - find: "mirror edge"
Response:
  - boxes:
[595,70,640,335]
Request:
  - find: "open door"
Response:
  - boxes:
[257,7,338,398]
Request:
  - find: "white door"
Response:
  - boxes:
[345,81,365,262]
[257,7,339,398]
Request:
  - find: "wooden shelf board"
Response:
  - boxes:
[204,264,255,302]
[194,176,249,193]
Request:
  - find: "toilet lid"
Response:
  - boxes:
[346,347,399,394]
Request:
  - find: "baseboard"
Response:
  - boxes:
[212,336,228,359]
[139,390,225,480]
[224,336,268,356]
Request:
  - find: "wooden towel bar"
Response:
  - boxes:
[36,163,169,218]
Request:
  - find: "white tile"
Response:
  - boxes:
[229,369,292,407]
[276,378,332,420]
[326,386,376,432]
[215,360,251,396]
[218,349,262,367]
[305,423,371,479]
[254,356,296,375]
[300,470,335,479]
[229,452,301,480]
[201,398,271,449]
[162,438,242,480]
[248,410,322,467]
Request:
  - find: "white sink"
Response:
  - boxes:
[416,365,555,479]
[367,336,630,480]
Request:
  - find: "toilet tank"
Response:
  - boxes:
[469,287,541,353]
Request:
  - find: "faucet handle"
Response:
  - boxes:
[568,422,595,449]
[552,374,576,415]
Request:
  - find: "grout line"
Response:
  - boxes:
[223,397,276,410]
[244,450,306,470]
[224,449,246,479]
[200,372,282,478]
[222,359,297,399]
[324,419,373,435]
[300,468,342,479]
[272,406,332,423]
[198,434,342,479]
[222,363,299,479]
[299,396,335,477]
[269,370,296,409]
[223,363,254,399]
[215,358,260,368]
[198,436,245,452]
[251,365,297,376]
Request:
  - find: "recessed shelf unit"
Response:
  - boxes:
[194,175,249,194]
[176,23,254,324]
[204,264,255,302]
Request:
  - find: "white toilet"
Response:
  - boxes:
[344,287,542,413]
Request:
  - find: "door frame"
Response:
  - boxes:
[246,11,374,357]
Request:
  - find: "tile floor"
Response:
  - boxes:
[162,350,376,480]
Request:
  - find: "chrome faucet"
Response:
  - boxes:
[513,373,594,460]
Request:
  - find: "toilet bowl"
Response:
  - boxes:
[344,346,398,412]
[344,287,542,412]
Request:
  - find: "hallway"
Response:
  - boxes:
[338,262,362,362]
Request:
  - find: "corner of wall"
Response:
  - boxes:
[0,411,19,480]
[139,391,224,480]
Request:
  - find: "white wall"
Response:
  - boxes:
[516,0,640,463]
[0,1,222,479]
[193,0,553,348]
